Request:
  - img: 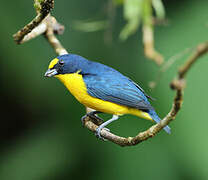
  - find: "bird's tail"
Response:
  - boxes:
[129,108,171,134]
[148,110,171,134]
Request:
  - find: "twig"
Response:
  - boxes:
[178,42,208,78]
[148,47,192,89]
[83,41,208,146]
[13,0,54,44]
[13,0,208,147]
[44,16,68,55]
[143,25,164,65]
[13,0,67,55]
[21,22,47,43]
[142,0,164,66]
[19,14,65,44]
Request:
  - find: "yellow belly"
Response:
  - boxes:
[55,73,151,120]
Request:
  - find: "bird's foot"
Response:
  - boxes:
[81,115,88,126]
[95,127,110,141]
[81,111,104,126]
[91,115,104,125]
[94,115,118,141]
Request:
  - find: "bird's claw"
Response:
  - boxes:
[81,115,87,126]
[95,127,110,141]
[81,112,104,126]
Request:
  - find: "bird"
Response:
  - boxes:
[44,54,170,139]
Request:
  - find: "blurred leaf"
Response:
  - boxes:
[113,0,124,5]
[73,20,108,32]
[142,0,152,26]
[152,0,165,19]
[119,0,143,41]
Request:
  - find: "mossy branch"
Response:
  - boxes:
[13,0,54,44]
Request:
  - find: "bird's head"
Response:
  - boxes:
[44,54,87,77]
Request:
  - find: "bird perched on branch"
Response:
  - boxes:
[45,54,170,139]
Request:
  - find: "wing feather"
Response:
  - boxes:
[83,74,153,110]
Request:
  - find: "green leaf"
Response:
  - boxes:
[142,0,152,26]
[119,0,143,41]
[152,0,165,19]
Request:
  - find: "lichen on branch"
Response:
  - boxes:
[13,0,54,44]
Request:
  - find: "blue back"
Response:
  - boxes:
[57,54,153,110]
[56,54,171,134]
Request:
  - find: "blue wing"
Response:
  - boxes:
[83,73,153,110]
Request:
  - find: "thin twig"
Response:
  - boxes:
[148,47,192,89]
[142,0,164,66]
[13,0,66,55]
[44,16,68,55]
[143,24,164,65]
[13,0,54,44]
[179,42,208,78]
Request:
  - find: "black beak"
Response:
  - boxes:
[44,69,58,77]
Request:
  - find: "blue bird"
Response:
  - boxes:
[45,54,170,139]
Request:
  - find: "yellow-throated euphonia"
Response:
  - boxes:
[45,54,170,139]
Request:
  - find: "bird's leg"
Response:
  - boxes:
[95,115,119,140]
[81,111,104,126]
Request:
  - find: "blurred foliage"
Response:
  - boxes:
[119,0,143,40]
[152,0,165,19]
[119,0,166,41]
[73,0,166,41]
[1,0,208,180]
[73,20,108,32]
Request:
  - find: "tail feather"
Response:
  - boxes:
[148,110,171,134]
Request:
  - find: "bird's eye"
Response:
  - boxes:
[58,60,65,66]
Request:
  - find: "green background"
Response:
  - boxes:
[1,0,208,179]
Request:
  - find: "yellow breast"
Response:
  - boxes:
[55,73,152,120]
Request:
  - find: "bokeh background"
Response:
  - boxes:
[1,0,208,179]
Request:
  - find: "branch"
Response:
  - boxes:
[13,1,208,147]
[13,0,67,55]
[82,41,208,146]
[44,16,68,55]
[13,0,54,44]
[178,42,208,78]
